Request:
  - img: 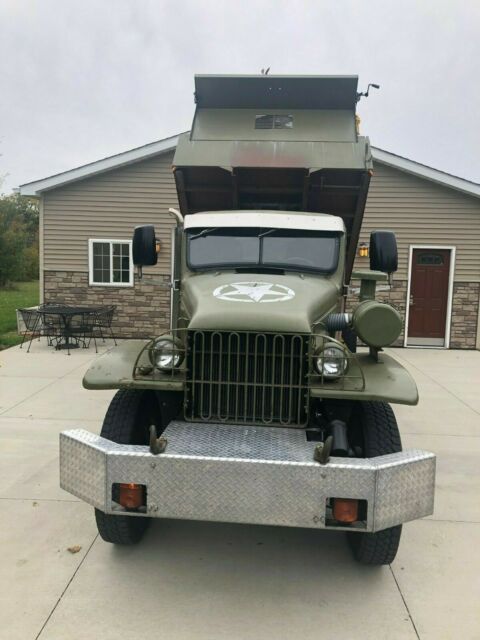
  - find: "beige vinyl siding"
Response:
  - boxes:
[43,151,480,283]
[43,152,178,274]
[354,163,480,281]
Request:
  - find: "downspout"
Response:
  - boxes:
[476,289,480,350]
[39,196,44,303]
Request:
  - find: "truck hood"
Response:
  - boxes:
[182,272,339,333]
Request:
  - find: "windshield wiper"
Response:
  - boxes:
[189,227,219,240]
[258,228,276,238]
[258,228,276,263]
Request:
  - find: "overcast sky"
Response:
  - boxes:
[1,0,479,193]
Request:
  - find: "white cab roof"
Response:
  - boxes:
[183,211,345,233]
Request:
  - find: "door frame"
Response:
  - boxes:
[404,244,456,349]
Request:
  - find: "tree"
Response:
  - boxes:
[0,194,39,287]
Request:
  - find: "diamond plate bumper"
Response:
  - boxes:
[60,421,435,533]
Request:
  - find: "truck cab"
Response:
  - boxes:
[60,75,435,565]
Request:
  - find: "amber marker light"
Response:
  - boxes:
[119,483,144,509]
[358,243,369,258]
[333,498,359,523]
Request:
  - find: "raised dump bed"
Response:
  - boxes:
[173,74,373,280]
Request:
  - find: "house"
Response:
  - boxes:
[19,135,480,349]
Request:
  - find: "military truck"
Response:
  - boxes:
[60,75,435,565]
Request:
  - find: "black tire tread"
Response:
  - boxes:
[361,401,402,456]
[94,389,156,545]
[95,508,149,545]
[348,401,403,566]
[100,388,146,444]
[350,523,402,565]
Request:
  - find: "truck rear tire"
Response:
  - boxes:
[347,401,403,565]
[94,389,162,545]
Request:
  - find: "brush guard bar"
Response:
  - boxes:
[60,421,435,533]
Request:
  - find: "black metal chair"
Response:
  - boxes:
[92,306,117,346]
[38,303,63,346]
[18,308,41,352]
[71,311,99,353]
[40,311,64,348]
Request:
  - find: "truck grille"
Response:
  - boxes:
[185,331,308,426]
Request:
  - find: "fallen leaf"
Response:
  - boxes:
[32,501,38,507]
[67,545,82,554]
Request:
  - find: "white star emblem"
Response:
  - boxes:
[213,281,295,303]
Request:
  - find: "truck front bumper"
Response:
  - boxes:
[60,421,435,533]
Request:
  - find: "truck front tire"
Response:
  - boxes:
[347,401,403,565]
[94,389,162,545]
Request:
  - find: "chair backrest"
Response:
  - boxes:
[70,310,94,329]
[18,308,40,331]
[41,312,63,329]
[96,305,116,327]
[38,302,61,311]
[83,311,98,330]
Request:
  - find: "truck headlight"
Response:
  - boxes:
[149,338,183,371]
[314,344,348,379]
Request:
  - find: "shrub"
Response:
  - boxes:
[0,194,39,287]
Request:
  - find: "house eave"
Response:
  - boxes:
[18,133,480,200]
[19,133,181,196]
[372,147,480,199]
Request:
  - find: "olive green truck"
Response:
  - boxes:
[60,75,435,565]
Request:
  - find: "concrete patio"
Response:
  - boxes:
[0,341,479,640]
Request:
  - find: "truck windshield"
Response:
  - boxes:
[187,228,340,273]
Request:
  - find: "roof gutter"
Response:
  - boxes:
[372,148,480,199]
[19,134,181,196]
[18,136,480,200]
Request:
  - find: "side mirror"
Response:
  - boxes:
[133,225,158,266]
[369,230,398,274]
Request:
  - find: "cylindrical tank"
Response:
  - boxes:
[352,300,402,348]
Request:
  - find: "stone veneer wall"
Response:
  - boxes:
[44,271,171,338]
[450,283,480,349]
[45,270,479,347]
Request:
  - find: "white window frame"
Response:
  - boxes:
[404,244,456,349]
[88,239,134,287]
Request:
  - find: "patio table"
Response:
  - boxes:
[39,305,103,352]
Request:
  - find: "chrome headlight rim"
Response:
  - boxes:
[148,337,184,371]
[314,342,349,380]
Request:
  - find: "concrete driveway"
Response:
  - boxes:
[1,342,479,640]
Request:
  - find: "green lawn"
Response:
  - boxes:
[0,281,39,348]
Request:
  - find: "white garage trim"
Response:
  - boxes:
[404,245,456,349]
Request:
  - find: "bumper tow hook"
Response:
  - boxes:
[314,435,333,465]
[149,425,167,455]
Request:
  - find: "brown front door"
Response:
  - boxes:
[408,249,451,345]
